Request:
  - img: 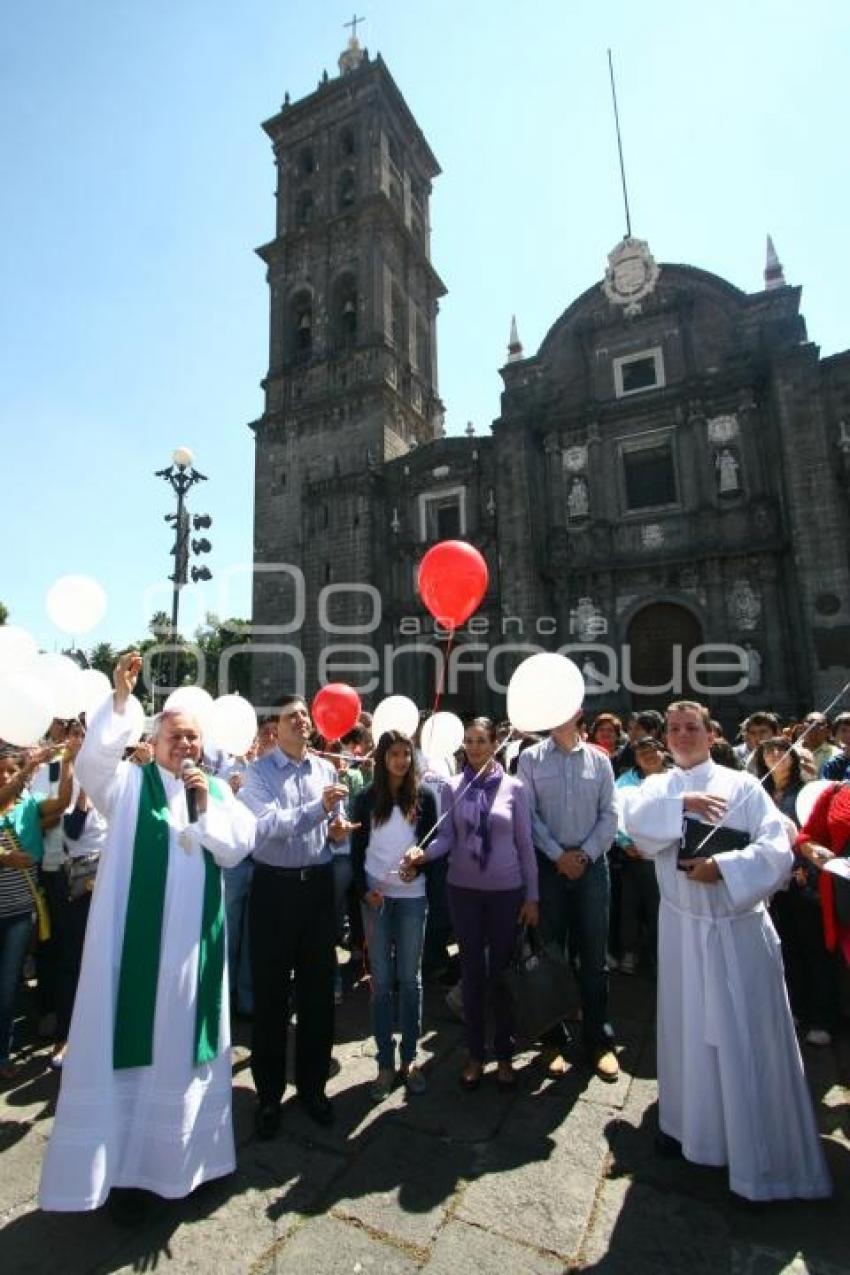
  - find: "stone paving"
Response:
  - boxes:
[1,969,848,1274]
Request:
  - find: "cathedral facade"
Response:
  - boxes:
[250,38,850,727]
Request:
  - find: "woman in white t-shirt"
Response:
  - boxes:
[351,731,437,1102]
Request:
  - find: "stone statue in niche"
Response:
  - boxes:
[729,578,761,631]
[715,447,740,494]
[567,476,589,519]
[743,642,762,689]
[581,656,604,692]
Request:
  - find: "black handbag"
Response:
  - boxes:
[500,925,578,1042]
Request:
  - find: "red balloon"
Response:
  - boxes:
[311,683,361,741]
[417,540,489,629]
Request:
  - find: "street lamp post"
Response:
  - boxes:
[155,446,212,692]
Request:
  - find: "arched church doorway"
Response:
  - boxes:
[625,602,703,710]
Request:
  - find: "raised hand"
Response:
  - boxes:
[113,650,143,706]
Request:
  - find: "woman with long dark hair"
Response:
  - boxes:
[755,736,836,1044]
[351,732,437,1101]
[404,717,538,1090]
[0,742,76,1080]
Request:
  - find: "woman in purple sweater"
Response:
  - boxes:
[404,718,538,1089]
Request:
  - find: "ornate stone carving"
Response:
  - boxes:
[707,413,739,444]
[570,596,606,641]
[641,523,664,549]
[601,237,661,316]
[562,444,588,473]
[728,578,761,631]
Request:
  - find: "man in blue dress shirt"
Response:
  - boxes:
[240,695,349,1136]
[518,713,619,1082]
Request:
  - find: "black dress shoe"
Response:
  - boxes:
[254,1103,281,1141]
[299,1092,335,1126]
[106,1188,151,1226]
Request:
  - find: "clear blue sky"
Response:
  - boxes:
[2,0,846,652]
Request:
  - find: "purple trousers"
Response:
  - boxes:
[447,884,524,1062]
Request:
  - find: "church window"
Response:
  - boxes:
[621,439,677,511]
[298,145,316,175]
[339,127,356,158]
[296,189,313,227]
[290,290,313,360]
[418,487,466,542]
[331,272,357,349]
[613,347,665,397]
[337,169,356,210]
[391,285,407,353]
[415,314,430,379]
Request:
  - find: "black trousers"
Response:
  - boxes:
[54,888,93,1041]
[249,861,335,1107]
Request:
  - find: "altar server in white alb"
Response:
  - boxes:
[622,700,831,1202]
[40,652,258,1212]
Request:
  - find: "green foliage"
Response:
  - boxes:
[82,611,253,708]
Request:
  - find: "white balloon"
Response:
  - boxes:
[79,668,113,719]
[163,686,215,737]
[32,653,86,719]
[507,653,585,733]
[420,711,464,760]
[0,673,54,745]
[0,626,38,675]
[45,575,108,635]
[796,779,833,830]
[371,695,420,743]
[207,695,258,757]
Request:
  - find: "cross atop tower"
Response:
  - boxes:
[344,13,366,41]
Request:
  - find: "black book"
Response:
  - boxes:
[679,818,750,862]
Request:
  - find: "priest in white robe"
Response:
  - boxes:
[622,699,831,1202]
[40,652,257,1212]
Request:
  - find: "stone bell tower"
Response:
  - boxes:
[249,33,446,705]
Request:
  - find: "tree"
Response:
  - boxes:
[194,613,252,697]
[83,612,253,710]
[0,601,8,625]
[87,642,120,677]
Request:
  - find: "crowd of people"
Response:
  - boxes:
[0,656,846,1219]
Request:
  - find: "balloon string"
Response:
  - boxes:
[414,733,516,849]
[687,678,850,854]
[432,629,454,716]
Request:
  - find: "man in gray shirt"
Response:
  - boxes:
[518,713,619,1081]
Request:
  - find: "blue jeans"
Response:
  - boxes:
[537,853,610,1051]
[0,910,34,1066]
[361,895,427,1069]
[224,857,254,1015]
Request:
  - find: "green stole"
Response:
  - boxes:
[113,763,227,1070]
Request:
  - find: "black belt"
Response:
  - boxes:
[254,860,332,882]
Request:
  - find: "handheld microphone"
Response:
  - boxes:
[180,758,198,824]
